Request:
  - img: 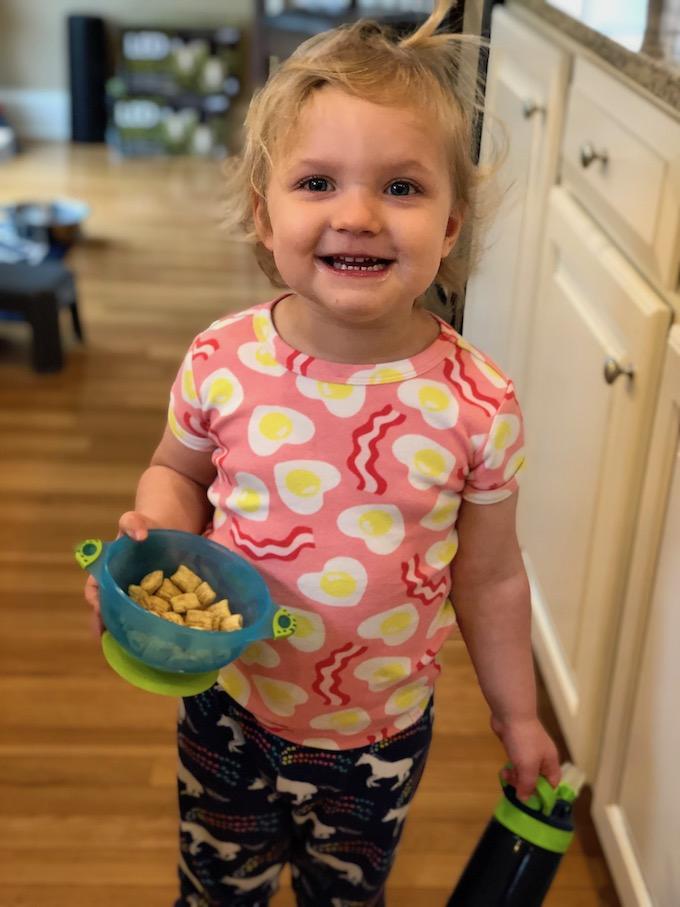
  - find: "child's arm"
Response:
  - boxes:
[83,427,215,631]
[121,426,216,539]
[450,493,561,799]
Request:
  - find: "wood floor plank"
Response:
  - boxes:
[0,144,620,906]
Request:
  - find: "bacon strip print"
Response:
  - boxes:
[347,406,406,494]
[182,410,211,440]
[312,642,368,706]
[401,555,449,606]
[415,648,438,671]
[285,350,315,375]
[230,518,315,561]
[443,351,498,418]
[192,337,219,361]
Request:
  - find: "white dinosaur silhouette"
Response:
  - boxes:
[220,861,282,892]
[180,821,241,859]
[217,714,246,752]
[305,842,364,885]
[356,752,413,790]
[292,808,336,839]
[177,760,203,798]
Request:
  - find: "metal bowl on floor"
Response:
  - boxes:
[2,198,90,250]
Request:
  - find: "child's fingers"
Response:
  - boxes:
[83,574,100,610]
[118,510,151,541]
[83,575,104,639]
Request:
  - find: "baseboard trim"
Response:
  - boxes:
[0,89,70,141]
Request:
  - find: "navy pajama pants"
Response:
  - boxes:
[174,684,434,907]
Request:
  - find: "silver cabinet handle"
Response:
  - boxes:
[580,142,609,168]
[603,357,634,384]
[522,99,545,119]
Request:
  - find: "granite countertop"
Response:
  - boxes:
[508,0,680,114]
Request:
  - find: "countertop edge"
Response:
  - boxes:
[507,0,680,119]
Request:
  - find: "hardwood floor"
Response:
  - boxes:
[0,144,620,906]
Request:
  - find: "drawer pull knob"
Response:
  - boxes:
[603,357,634,384]
[522,99,545,119]
[580,142,609,168]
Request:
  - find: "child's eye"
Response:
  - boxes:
[299,176,332,192]
[387,181,419,197]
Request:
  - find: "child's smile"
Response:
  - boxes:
[253,86,461,361]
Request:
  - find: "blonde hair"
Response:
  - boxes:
[222,0,505,298]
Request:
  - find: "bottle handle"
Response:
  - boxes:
[272,607,296,639]
[74,538,109,582]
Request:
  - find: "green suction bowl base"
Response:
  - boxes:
[101,631,219,697]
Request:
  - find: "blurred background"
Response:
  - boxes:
[5,0,678,904]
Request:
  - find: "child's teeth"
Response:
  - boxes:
[331,256,387,271]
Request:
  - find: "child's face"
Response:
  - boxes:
[254,86,461,329]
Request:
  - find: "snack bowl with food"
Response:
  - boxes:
[74,529,296,696]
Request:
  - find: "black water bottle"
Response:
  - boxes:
[447,763,585,907]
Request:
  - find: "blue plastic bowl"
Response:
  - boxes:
[75,530,295,686]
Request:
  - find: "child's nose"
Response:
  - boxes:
[330,188,381,235]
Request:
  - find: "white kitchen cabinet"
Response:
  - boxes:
[462,6,569,398]
[517,186,671,779]
[592,326,680,907]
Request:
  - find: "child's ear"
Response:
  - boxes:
[441,211,463,258]
[252,193,274,252]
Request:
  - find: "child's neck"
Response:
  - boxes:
[272,295,440,365]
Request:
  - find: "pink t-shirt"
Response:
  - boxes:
[168,295,525,749]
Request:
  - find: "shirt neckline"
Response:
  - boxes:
[263,294,455,386]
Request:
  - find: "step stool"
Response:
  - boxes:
[0,261,84,372]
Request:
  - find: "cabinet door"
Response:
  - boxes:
[463,7,569,398]
[517,187,670,777]
[593,327,680,907]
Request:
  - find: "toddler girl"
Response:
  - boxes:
[85,2,559,904]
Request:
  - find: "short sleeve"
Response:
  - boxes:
[462,380,525,504]
[167,345,215,452]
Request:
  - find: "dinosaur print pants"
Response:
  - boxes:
[174,684,434,907]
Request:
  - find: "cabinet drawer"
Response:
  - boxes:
[561,59,680,292]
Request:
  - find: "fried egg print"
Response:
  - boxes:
[385,677,431,715]
[296,375,365,417]
[392,434,455,490]
[252,676,308,718]
[225,472,270,521]
[218,663,251,707]
[357,603,419,646]
[301,737,340,749]
[397,379,459,430]
[309,707,371,736]
[426,597,456,638]
[421,489,461,531]
[274,460,341,515]
[283,606,325,653]
[237,341,286,377]
[337,504,405,555]
[252,310,275,343]
[483,413,521,470]
[505,448,526,481]
[350,360,413,385]
[425,530,459,569]
[297,557,367,607]
[353,656,411,691]
[200,367,244,417]
[248,405,314,456]
[240,640,280,668]
[179,353,199,406]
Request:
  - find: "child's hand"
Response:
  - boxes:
[490,715,561,801]
[82,511,159,639]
